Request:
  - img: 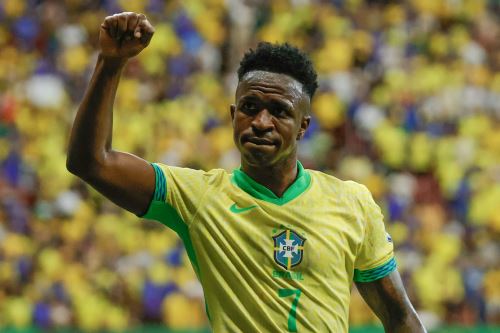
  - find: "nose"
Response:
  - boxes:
[251,109,274,133]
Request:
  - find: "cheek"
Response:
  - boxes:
[276,120,299,139]
[232,123,242,142]
[233,116,249,139]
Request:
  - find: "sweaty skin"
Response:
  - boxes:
[67,11,426,333]
[66,12,156,216]
[231,70,311,197]
[357,272,427,332]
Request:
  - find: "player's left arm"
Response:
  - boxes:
[353,182,426,332]
[356,270,427,333]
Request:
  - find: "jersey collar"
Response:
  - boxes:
[231,161,311,205]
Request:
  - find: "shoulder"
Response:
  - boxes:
[307,169,376,217]
[154,163,230,185]
[307,169,370,198]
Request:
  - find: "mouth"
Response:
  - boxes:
[244,137,275,146]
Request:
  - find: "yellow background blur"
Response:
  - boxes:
[0,0,499,331]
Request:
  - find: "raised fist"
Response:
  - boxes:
[99,12,155,59]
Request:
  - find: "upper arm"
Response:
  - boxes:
[352,184,426,331]
[354,183,394,279]
[356,271,426,332]
[141,163,214,228]
[76,150,155,216]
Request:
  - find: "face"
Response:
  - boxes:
[231,71,311,168]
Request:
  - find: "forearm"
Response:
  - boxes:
[67,55,127,176]
[65,12,156,215]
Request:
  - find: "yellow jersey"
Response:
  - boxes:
[141,161,395,332]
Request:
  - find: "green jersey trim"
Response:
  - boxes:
[231,161,311,205]
[141,163,200,276]
[142,201,200,276]
[151,163,166,202]
[353,257,397,282]
[139,163,211,321]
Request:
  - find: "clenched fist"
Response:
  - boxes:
[99,12,155,59]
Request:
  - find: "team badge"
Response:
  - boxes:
[273,229,306,270]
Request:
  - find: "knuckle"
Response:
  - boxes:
[128,14,139,25]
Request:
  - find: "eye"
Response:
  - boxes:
[272,105,290,118]
[240,101,258,113]
[275,108,287,116]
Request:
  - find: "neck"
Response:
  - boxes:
[241,156,298,198]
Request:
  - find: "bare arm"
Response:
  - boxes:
[356,270,427,333]
[67,12,156,216]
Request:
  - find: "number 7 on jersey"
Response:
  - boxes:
[278,288,302,332]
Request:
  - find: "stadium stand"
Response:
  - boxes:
[0,0,499,331]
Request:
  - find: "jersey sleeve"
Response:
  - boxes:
[140,163,211,231]
[353,184,396,283]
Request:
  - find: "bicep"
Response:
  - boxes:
[356,270,423,331]
[81,150,155,216]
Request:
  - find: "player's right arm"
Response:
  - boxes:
[66,12,156,216]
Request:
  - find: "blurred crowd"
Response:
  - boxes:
[0,0,499,331]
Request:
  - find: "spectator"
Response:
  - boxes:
[0,0,499,330]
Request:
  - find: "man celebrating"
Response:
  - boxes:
[67,12,426,333]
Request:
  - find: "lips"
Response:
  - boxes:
[245,137,275,145]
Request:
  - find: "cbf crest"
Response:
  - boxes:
[273,229,306,270]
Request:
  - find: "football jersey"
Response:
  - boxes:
[141,161,395,333]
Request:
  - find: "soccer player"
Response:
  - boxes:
[67,12,426,333]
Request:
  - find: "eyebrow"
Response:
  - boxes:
[269,99,293,112]
[238,95,259,103]
[239,94,294,110]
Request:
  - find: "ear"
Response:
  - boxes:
[230,104,236,122]
[296,116,311,140]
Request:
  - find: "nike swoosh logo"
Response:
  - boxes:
[230,203,257,214]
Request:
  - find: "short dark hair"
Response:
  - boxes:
[237,42,319,99]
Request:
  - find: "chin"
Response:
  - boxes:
[242,150,277,167]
